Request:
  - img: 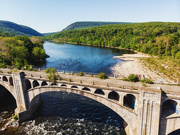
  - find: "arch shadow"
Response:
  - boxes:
[123,94,136,110]
[160,99,178,135]
[3,76,8,82]
[25,79,31,91]
[41,81,48,86]
[108,91,119,101]
[94,89,105,95]
[168,128,180,135]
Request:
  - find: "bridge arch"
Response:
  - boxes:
[2,76,8,82]
[9,77,13,86]
[0,81,16,101]
[82,87,91,91]
[61,84,67,87]
[71,85,78,89]
[94,88,105,95]
[27,87,137,135]
[25,79,31,91]
[162,99,178,116]
[123,94,136,110]
[41,81,48,86]
[33,80,39,88]
[108,91,119,101]
[168,128,180,135]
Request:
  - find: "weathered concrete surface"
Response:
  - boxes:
[0,69,180,135]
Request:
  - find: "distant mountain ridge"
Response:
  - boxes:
[62,21,131,31]
[0,20,42,36]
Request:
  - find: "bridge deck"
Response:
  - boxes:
[0,68,179,95]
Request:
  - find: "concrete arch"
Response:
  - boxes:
[108,91,119,101]
[9,77,13,86]
[82,87,91,91]
[71,85,78,89]
[162,99,178,116]
[168,128,180,135]
[61,84,67,87]
[41,81,48,86]
[123,94,136,110]
[25,79,31,91]
[33,80,39,88]
[2,76,8,82]
[27,87,137,135]
[0,81,16,101]
[94,89,105,95]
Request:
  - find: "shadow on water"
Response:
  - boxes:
[37,91,124,127]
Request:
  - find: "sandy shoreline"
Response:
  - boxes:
[111,52,173,83]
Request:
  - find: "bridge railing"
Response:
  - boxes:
[31,67,179,85]
[35,68,116,78]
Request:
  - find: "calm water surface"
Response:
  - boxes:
[39,41,134,74]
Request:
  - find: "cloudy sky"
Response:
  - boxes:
[0,0,179,33]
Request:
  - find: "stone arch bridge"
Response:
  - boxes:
[0,72,180,135]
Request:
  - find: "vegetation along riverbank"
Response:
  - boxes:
[43,22,180,82]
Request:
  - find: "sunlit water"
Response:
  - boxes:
[39,41,134,74]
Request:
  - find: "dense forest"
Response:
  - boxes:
[0,20,42,37]
[45,22,180,58]
[62,21,131,31]
[0,32,47,69]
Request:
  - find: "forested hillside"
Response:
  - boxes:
[46,22,180,58]
[62,21,131,31]
[0,31,47,68]
[0,20,42,37]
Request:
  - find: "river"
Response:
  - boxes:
[0,42,134,135]
[38,41,134,74]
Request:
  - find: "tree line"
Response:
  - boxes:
[0,33,48,69]
[45,22,180,58]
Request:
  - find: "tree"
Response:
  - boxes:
[45,67,59,85]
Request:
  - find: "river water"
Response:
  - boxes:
[0,42,134,134]
[39,41,134,74]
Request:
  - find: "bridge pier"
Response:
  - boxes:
[137,87,162,135]
[17,94,42,122]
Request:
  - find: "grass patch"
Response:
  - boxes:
[141,56,180,82]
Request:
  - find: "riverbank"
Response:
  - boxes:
[51,40,136,53]
[111,52,174,83]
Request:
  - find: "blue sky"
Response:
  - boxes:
[0,0,179,33]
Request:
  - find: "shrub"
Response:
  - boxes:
[140,79,154,84]
[45,67,59,85]
[77,72,84,76]
[128,74,139,82]
[97,72,108,79]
